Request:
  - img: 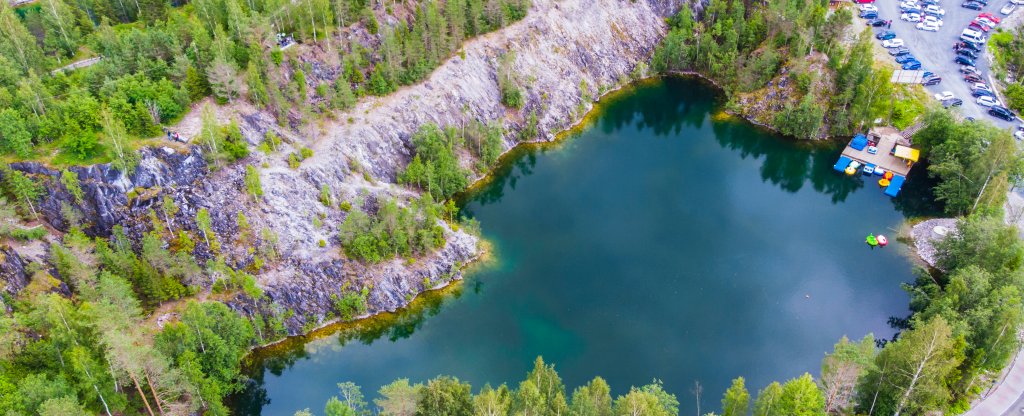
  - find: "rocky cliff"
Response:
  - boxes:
[3,0,681,336]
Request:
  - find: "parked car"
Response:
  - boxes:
[889,46,911,55]
[990,106,1015,120]
[917,21,940,31]
[923,15,944,25]
[972,82,992,91]
[964,74,984,83]
[1014,130,1024,140]
[896,54,918,63]
[901,12,922,20]
[957,48,979,59]
[876,30,897,40]
[901,0,921,8]
[883,38,905,48]
[974,17,999,26]
[924,4,946,14]
[962,28,986,43]
[902,4,923,11]
[869,19,888,27]
[1013,0,1024,5]
[861,11,879,18]
[955,55,976,66]
[935,91,956,101]
[922,0,940,5]
[854,0,875,4]
[979,12,1002,21]
[970,21,991,32]
[943,98,964,107]
[978,96,1001,107]
[963,1,984,9]
[902,61,922,70]
[960,65,980,74]
[860,3,879,11]
[973,89,997,98]
[957,41,983,52]
[922,76,942,86]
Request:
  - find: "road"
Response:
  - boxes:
[961,346,1024,415]
[870,0,1017,128]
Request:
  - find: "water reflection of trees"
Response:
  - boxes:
[597,77,718,136]
[230,286,462,414]
[465,76,874,210]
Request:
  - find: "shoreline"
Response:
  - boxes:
[243,72,846,357]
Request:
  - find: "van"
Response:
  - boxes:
[961,28,985,43]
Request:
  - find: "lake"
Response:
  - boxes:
[231,76,936,415]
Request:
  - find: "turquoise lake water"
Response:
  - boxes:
[231,76,937,415]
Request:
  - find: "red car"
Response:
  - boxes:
[970,21,991,32]
[978,12,1001,23]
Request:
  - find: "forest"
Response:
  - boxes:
[1,0,1024,414]
[652,0,925,137]
[0,0,527,414]
[0,0,529,166]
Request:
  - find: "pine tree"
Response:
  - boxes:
[1,167,42,218]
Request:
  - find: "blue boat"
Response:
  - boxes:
[884,175,906,197]
[863,163,875,176]
[833,156,853,172]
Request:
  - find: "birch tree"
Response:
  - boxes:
[856,317,961,416]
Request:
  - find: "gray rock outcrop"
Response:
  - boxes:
[5,0,684,336]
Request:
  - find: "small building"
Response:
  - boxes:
[833,127,919,197]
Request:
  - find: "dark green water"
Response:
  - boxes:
[233,77,936,415]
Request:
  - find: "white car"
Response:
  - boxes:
[935,91,955,101]
[902,3,923,11]
[977,17,998,27]
[917,21,940,31]
[1012,0,1024,6]
[1001,3,1017,14]
[1014,130,1024,140]
[861,4,879,11]
[977,96,1000,107]
[924,5,946,15]
[883,39,905,48]
[972,82,992,91]
[901,12,923,20]
[923,15,944,26]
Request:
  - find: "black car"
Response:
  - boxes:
[956,55,976,66]
[876,30,896,39]
[990,106,1015,121]
[942,98,964,108]
[972,89,996,98]
[860,11,878,18]
[957,49,979,59]
[963,1,984,9]
[957,41,984,52]
[868,19,888,27]
[889,46,911,56]
[922,76,942,86]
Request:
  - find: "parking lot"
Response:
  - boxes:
[868,0,1018,128]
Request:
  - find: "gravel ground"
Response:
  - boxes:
[911,217,958,267]
[869,0,1018,128]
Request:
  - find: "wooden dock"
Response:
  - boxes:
[840,127,915,177]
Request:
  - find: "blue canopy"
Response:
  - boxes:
[850,134,868,151]
[833,156,852,172]
[885,175,906,197]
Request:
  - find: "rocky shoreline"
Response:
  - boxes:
[1,0,686,339]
